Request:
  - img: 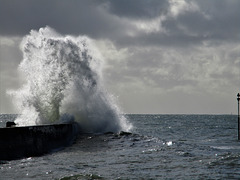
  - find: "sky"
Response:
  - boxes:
[0,0,240,114]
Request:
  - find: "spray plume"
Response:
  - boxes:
[9,26,132,133]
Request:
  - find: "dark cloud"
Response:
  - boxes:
[115,0,240,47]
[162,0,240,42]
[104,0,169,19]
[1,0,240,114]
[0,0,128,38]
[1,0,239,47]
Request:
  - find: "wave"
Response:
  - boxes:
[8,26,132,133]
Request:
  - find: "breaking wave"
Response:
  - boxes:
[8,26,131,133]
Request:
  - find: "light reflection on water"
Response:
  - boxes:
[1,114,240,179]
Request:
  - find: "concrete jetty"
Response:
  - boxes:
[0,122,79,160]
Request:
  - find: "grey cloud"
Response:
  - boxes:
[103,42,240,96]
[0,38,22,113]
[0,0,129,39]
[1,0,240,114]
[115,32,208,48]
[165,0,240,41]
[104,0,169,19]
[112,0,240,47]
[1,0,239,47]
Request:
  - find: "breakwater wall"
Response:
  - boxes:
[0,122,79,160]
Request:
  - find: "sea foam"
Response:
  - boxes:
[8,26,131,133]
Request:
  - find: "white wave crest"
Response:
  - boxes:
[8,26,132,133]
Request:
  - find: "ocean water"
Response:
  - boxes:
[2,27,240,179]
[1,114,240,179]
[8,26,130,133]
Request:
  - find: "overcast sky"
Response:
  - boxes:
[1,0,240,114]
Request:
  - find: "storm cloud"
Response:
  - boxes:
[1,0,240,114]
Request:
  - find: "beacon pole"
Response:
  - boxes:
[237,93,240,140]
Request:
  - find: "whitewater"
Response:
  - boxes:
[8,26,131,133]
[1,114,240,179]
[1,27,240,179]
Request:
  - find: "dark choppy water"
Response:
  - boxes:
[1,114,240,179]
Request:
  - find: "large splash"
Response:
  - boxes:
[9,26,131,133]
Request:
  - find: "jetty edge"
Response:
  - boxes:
[0,122,80,160]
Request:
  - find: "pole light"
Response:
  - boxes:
[237,93,240,140]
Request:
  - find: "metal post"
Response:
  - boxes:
[237,93,240,140]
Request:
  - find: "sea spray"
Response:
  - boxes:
[8,26,132,133]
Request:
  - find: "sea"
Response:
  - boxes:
[1,114,240,180]
[1,27,240,179]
